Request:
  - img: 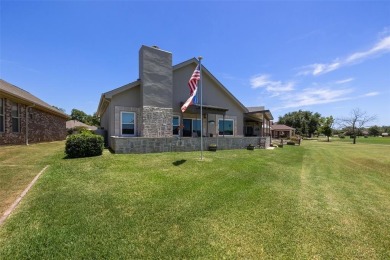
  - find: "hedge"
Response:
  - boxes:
[65,132,104,158]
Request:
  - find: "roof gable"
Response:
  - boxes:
[173,58,248,112]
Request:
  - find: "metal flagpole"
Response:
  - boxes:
[198,56,203,160]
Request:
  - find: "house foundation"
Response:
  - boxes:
[110,136,271,154]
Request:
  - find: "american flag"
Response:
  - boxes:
[188,65,200,95]
[181,65,201,113]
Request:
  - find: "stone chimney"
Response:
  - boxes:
[139,45,173,137]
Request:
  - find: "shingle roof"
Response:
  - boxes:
[66,120,97,130]
[246,106,265,113]
[0,79,69,119]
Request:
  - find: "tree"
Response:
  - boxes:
[338,108,376,144]
[70,109,100,127]
[86,112,100,127]
[70,109,88,123]
[278,110,322,137]
[320,116,334,142]
[368,125,380,136]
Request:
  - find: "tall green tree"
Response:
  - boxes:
[278,110,322,137]
[319,116,334,142]
[70,109,101,127]
[70,109,88,123]
[368,125,380,136]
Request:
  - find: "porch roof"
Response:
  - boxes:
[245,109,274,121]
[180,102,228,115]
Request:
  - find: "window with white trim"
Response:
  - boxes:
[172,115,180,135]
[218,119,234,136]
[0,99,4,132]
[11,101,20,133]
[121,112,136,136]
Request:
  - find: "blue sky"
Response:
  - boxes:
[1,1,389,125]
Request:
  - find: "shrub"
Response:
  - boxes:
[286,141,295,145]
[290,136,299,142]
[65,132,104,158]
[339,134,345,139]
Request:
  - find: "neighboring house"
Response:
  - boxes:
[97,45,273,153]
[271,124,296,139]
[0,79,69,145]
[66,120,97,131]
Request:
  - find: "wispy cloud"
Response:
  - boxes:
[335,78,354,84]
[250,74,294,96]
[277,87,354,109]
[298,36,390,76]
[364,92,380,97]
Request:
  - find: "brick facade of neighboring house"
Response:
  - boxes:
[0,80,68,145]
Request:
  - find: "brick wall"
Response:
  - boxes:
[0,99,67,145]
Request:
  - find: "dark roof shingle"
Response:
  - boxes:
[0,79,68,119]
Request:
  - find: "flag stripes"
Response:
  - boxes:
[181,64,201,113]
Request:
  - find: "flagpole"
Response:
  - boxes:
[198,56,203,160]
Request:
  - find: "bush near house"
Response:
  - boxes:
[65,132,104,158]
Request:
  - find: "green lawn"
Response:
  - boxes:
[0,140,389,259]
[320,136,390,145]
[0,142,64,216]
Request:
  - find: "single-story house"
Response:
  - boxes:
[0,79,69,145]
[66,120,98,131]
[97,45,273,153]
[270,124,296,139]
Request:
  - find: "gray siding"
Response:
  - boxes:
[139,46,173,108]
[173,64,245,136]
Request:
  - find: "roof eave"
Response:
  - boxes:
[0,89,69,119]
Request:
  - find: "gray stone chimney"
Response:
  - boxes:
[139,45,173,137]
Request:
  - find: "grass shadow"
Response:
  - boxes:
[172,159,187,166]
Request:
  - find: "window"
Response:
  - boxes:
[182,118,201,137]
[121,112,135,136]
[172,116,180,135]
[219,119,234,136]
[192,119,201,137]
[0,99,4,132]
[11,102,20,133]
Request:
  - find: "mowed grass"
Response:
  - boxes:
[0,140,389,259]
[0,142,64,216]
[322,136,390,145]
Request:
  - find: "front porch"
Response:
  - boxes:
[110,136,271,154]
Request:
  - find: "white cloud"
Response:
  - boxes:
[250,74,294,97]
[364,92,380,97]
[335,78,354,84]
[278,88,354,109]
[299,36,390,76]
[250,74,271,88]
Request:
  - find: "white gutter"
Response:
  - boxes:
[26,103,35,145]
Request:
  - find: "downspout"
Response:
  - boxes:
[26,104,35,145]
